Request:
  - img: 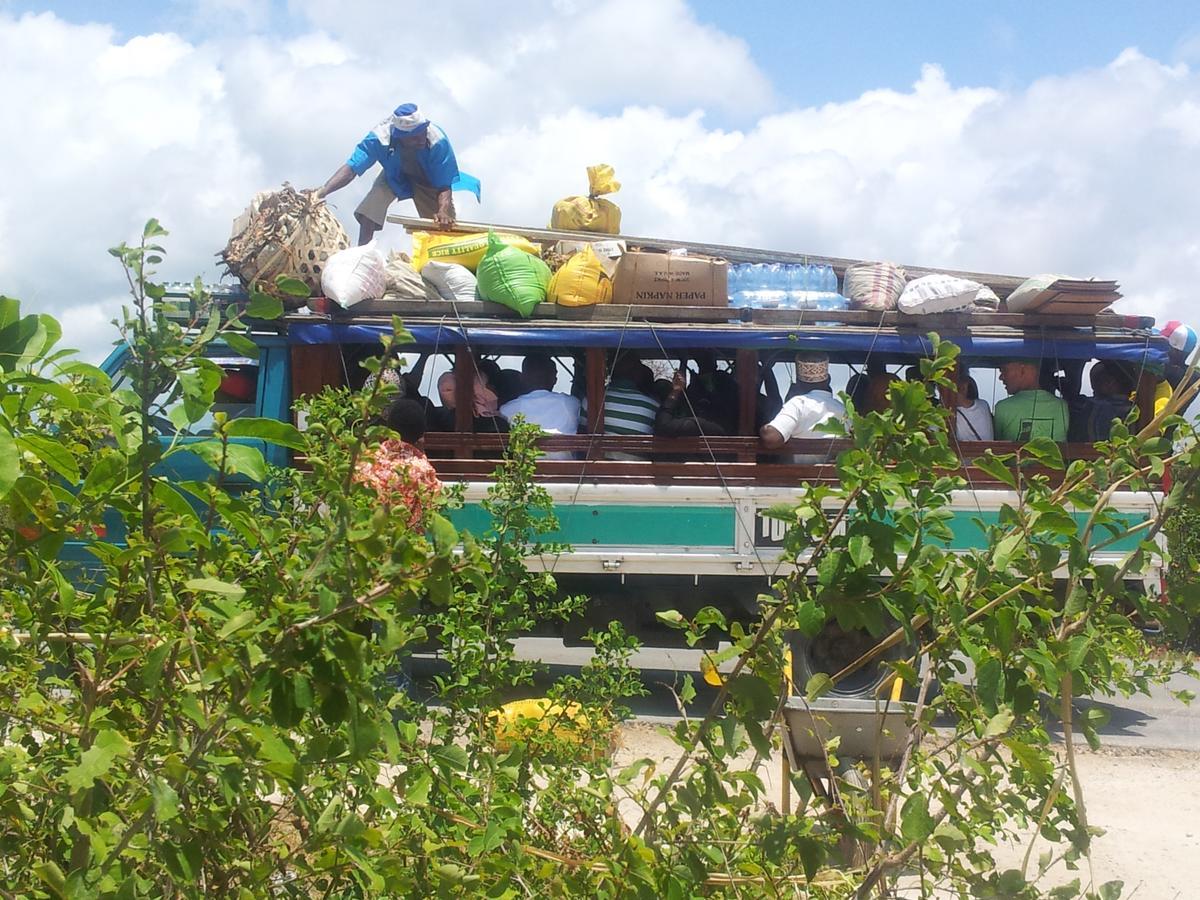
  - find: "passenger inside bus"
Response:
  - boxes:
[436,367,508,433]
[1067,361,1135,442]
[759,354,847,462]
[656,351,739,437]
[941,367,994,442]
[499,353,580,459]
[995,359,1069,442]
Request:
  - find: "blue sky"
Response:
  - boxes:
[690,2,1200,105]
[13,0,1200,107]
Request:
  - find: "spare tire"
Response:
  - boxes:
[790,621,913,700]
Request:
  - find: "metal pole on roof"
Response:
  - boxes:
[387,215,1034,298]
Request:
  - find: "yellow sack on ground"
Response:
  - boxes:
[490,698,613,758]
[548,244,613,307]
[411,230,540,273]
[550,164,622,234]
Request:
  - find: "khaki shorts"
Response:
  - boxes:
[354,171,452,227]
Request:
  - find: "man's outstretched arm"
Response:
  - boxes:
[314,164,356,200]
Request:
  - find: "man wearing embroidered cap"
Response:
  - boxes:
[312,103,481,245]
[760,353,847,463]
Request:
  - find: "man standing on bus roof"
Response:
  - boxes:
[994,359,1068,442]
[311,103,482,245]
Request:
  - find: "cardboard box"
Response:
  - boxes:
[611,250,728,307]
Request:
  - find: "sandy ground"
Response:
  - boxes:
[613,721,1200,898]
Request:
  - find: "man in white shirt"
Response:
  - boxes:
[500,354,580,460]
[759,354,847,463]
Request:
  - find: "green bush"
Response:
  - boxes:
[0,222,1196,898]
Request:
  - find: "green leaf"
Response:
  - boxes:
[900,792,936,843]
[406,770,432,805]
[186,577,246,600]
[190,441,268,482]
[1067,635,1091,672]
[0,426,19,498]
[275,275,311,298]
[796,836,826,882]
[431,743,469,772]
[976,656,1003,711]
[997,870,1028,894]
[805,673,833,702]
[795,600,826,638]
[1022,437,1064,470]
[1064,584,1089,617]
[153,481,203,529]
[217,609,257,639]
[142,640,175,691]
[679,674,696,706]
[932,822,967,851]
[1049,879,1081,898]
[80,453,127,499]
[984,708,1014,737]
[151,777,181,822]
[429,512,458,552]
[848,534,872,568]
[655,609,685,627]
[222,331,259,358]
[246,291,283,320]
[973,453,1018,489]
[143,218,168,239]
[467,821,506,857]
[1083,706,1111,730]
[994,606,1018,654]
[993,533,1022,571]
[63,729,132,791]
[253,727,298,769]
[1097,880,1124,900]
[33,861,67,899]
[17,434,80,484]
[225,417,304,450]
[178,362,222,424]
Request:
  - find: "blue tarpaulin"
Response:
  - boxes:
[289,322,1168,365]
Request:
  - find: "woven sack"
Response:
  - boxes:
[220,183,350,307]
[844,262,906,312]
[384,251,439,300]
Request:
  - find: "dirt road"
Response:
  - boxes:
[615,722,1200,898]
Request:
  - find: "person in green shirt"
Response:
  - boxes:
[994,359,1069,442]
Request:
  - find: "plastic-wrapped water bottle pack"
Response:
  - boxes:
[728,263,849,310]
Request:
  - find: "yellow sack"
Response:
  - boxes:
[490,698,613,758]
[547,244,613,307]
[411,230,540,273]
[550,164,622,234]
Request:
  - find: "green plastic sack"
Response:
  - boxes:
[475,231,551,317]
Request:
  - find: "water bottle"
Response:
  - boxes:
[728,264,748,309]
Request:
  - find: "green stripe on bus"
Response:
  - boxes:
[943,509,1148,552]
[449,503,735,547]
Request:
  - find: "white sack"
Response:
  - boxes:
[421,261,478,302]
[320,240,388,308]
[897,274,982,315]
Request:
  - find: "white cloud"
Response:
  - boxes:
[1,5,1200,363]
